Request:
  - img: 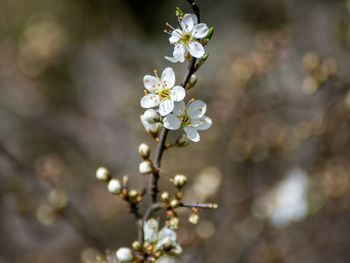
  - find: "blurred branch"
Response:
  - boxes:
[0,140,106,250]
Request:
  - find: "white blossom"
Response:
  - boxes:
[163,100,212,142]
[107,179,122,194]
[140,109,162,134]
[165,14,209,63]
[139,161,153,175]
[140,67,186,116]
[116,247,134,262]
[96,167,110,181]
[143,219,182,257]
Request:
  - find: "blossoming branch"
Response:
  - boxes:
[95,1,217,262]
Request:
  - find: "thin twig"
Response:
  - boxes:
[0,140,105,250]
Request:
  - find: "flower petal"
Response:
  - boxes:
[156,255,177,263]
[161,67,175,88]
[191,116,212,130]
[172,101,186,116]
[187,100,207,119]
[181,14,198,32]
[163,114,181,130]
[173,44,186,63]
[143,219,159,243]
[188,41,205,58]
[165,56,179,63]
[158,227,177,243]
[169,29,182,43]
[140,94,160,108]
[184,127,200,142]
[192,23,209,38]
[159,99,174,116]
[143,75,161,92]
[170,85,185,102]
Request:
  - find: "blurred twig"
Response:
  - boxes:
[0,140,106,250]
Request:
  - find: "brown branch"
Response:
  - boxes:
[148,0,201,206]
[140,0,202,248]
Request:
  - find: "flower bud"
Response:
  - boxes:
[173,174,187,189]
[161,191,170,201]
[96,167,111,182]
[139,161,153,175]
[170,199,180,209]
[129,189,139,203]
[107,179,122,194]
[132,241,141,251]
[206,26,215,41]
[196,53,209,68]
[176,134,190,147]
[138,143,150,159]
[116,247,134,262]
[185,74,197,90]
[142,109,160,124]
[189,213,200,224]
[168,217,180,230]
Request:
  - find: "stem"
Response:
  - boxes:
[140,0,202,247]
[148,0,201,206]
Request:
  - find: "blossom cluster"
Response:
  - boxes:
[140,12,213,143]
[96,5,216,263]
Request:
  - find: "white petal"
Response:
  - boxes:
[172,101,186,116]
[169,29,182,43]
[192,23,209,38]
[165,56,180,63]
[159,99,174,116]
[173,44,186,63]
[184,127,200,142]
[188,41,205,58]
[163,114,181,130]
[161,67,175,88]
[143,219,159,243]
[158,227,177,244]
[170,85,185,102]
[187,100,207,119]
[140,94,160,108]
[191,116,212,130]
[143,75,161,92]
[156,255,177,263]
[181,14,198,32]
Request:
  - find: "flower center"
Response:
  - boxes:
[158,88,171,100]
[180,32,194,45]
[180,114,191,127]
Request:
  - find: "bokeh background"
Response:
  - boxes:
[1,0,350,262]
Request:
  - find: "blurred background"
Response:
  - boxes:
[1,0,350,262]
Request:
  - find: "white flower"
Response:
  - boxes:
[143,219,182,256]
[163,100,212,142]
[96,167,110,181]
[139,160,153,175]
[140,67,186,116]
[165,14,209,63]
[116,247,134,262]
[140,109,162,134]
[107,179,122,194]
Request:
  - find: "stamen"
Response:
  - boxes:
[153,69,159,79]
[165,22,176,31]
